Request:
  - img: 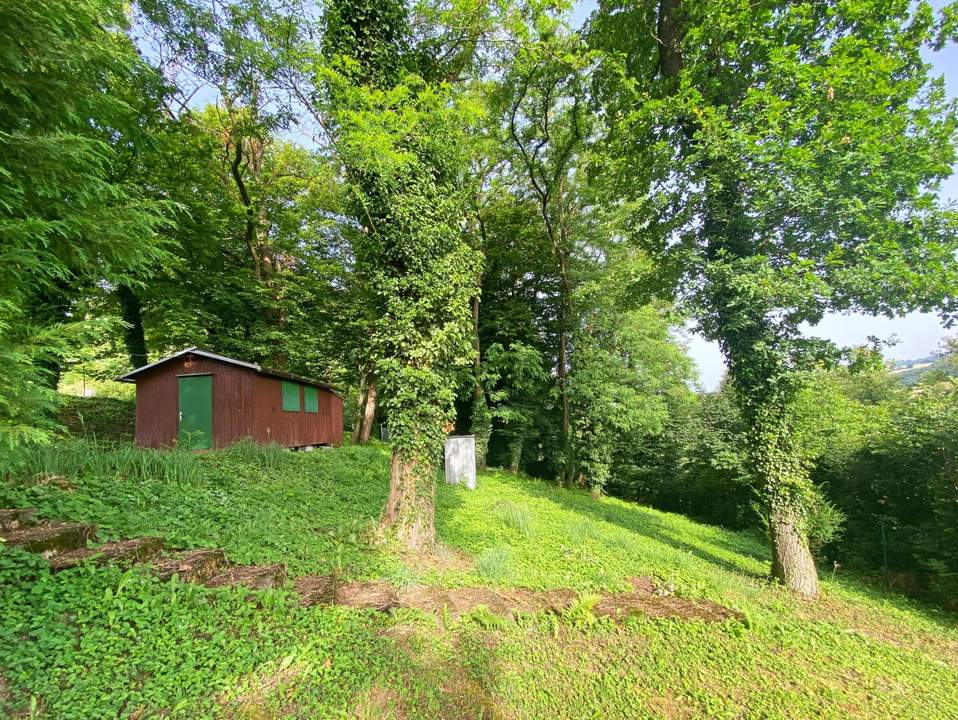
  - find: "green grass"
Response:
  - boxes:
[1,440,957,719]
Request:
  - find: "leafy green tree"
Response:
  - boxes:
[570,246,694,495]
[590,0,958,597]
[0,0,172,448]
[306,0,483,549]
[495,20,594,482]
[481,342,550,473]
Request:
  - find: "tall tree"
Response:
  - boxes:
[309,0,483,548]
[590,0,958,597]
[0,0,171,447]
[497,23,593,483]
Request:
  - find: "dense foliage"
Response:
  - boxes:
[588,0,958,597]
[1,0,956,590]
[620,342,958,605]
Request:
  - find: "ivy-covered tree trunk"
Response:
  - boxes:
[383,452,436,548]
[318,0,481,552]
[116,284,148,369]
[752,408,819,599]
[703,172,821,599]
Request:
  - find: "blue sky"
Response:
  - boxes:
[570,0,957,389]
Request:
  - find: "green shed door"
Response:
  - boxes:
[178,374,213,450]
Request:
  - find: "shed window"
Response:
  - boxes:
[304,386,319,413]
[281,381,301,412]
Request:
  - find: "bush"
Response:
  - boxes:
[803,492,847,555]
[821,377,958,604]
[56,395,135,441]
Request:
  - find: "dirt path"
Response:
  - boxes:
[295,575,743,623]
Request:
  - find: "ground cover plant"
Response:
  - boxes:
[2,440,956,718]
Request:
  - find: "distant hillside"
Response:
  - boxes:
[889,355,953,386]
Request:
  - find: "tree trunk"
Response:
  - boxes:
[116,284,148,369]
[352,372,368,444]
[558,326,569,438]
[472,295,481,392]
[28,284,71,391]
[381,450,435,550]
[509,436,523,474]
[770,510,819,599]
[470,296,490,469]
[359,380,377,443]
[557,297,572,485]
[752,405,821,599]
[657,0,685,79]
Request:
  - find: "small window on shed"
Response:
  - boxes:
[304,386,319,413]
[281,381,301,412]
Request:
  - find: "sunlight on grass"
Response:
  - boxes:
[2,444,956,719]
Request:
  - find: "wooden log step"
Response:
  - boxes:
[49,537,165,571]
[294,574,337,607]
[205,564,287,591]
[0,508,36,532]
[334,580,399,611]
[152,549,228,584]
[1,522,96,557]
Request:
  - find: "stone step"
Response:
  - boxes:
[152,548,228,584]
[1,521,96,557]
[294,574,337,607]
[205,564,287,591]
[49,537,165,572]
[0,508,36,532]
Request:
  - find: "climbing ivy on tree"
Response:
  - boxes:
[590,0,958,597]
[310,0,483,549]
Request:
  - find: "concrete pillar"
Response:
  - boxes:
[444,435,477,489]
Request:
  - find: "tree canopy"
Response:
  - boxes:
[2,0,956,599]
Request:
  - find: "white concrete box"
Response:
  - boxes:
[444,435,477,489]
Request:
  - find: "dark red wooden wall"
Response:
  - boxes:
[249,374,343,447]
[133,353,343,449]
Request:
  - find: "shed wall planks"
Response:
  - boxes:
[133,352,342,449]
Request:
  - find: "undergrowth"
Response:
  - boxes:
[1,440,956,718]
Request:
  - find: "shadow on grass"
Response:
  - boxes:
[454,473,958,635]
[496,473,770,581]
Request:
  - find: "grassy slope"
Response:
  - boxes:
[1,441,956,719]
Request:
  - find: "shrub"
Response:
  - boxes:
[56,395,135,441]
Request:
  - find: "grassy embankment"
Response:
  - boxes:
[1,433,956,718]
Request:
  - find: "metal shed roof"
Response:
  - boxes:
[117,347,342,397]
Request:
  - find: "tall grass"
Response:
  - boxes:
[476,546,513,581]
[494,500,533,537]
[13,439,200,485]
[222,439,288,472]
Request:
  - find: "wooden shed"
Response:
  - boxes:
[118,347,343,450]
